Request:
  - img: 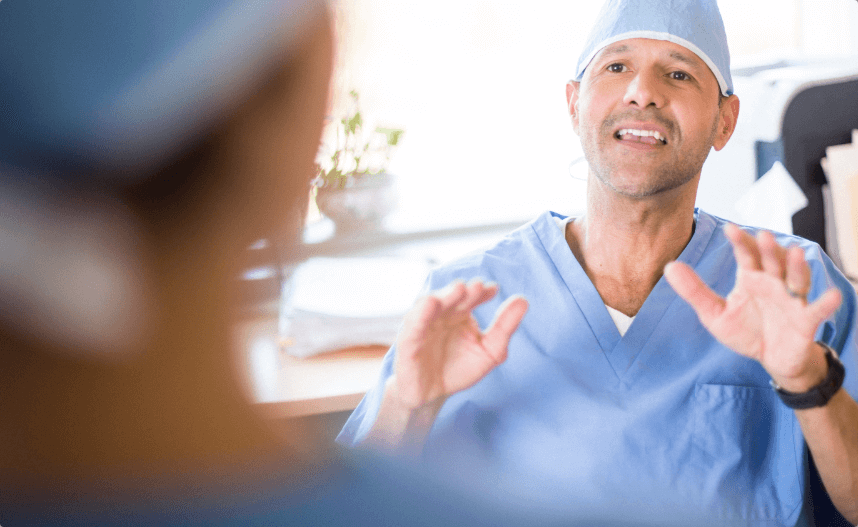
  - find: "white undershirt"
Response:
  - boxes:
[554,215,636,336]
[605,305,635,336]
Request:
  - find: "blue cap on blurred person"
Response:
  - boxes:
[573,0,733,96]
[0,0,320,179]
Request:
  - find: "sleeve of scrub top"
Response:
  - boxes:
[336,276,434,448]
[806,241,858,400]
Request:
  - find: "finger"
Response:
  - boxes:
[398,295,444,356]
[785,245,810,298]
[456,279,499,314]
[450,279,483,313]
[725,223,762,271]
[664,261,725,324]
[806,287,843,328]
[481,295,529,361]
[757,231,786,279]
[433,280,467,312]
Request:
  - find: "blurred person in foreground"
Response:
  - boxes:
[0,2,537,525]
[338,0,858,525]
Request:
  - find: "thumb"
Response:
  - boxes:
[664,261,725,324]
[481,295,529,361]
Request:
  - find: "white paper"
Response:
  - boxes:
[734,161,808,234]
[821,135,858,279]
[821,183,844,271]
[280,256,431,357]
[287,257,430,318]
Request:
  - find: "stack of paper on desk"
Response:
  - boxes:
[821,130,858,281]
[279,256,432,358]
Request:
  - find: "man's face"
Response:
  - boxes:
[568,38,737,199]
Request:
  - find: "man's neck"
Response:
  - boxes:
[566,179,697,317]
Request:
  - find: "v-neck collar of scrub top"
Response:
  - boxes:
[531,209,717,381]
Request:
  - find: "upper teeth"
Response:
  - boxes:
[617,129,666,144]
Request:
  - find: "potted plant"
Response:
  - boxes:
[313,90,404,234]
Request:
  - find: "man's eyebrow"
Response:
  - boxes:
[597,44,630,60]
[668,50,705,71]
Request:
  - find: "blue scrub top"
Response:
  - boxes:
[338,209,858,527]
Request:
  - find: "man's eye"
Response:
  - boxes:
[669,71,690,81]
[607,63,627,73]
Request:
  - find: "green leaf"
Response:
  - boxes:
[376,127,405,146]
[350,112,363,133]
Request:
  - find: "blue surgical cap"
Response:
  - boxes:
[574,0,733,96]
[0,0,321,178]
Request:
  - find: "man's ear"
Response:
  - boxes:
[566,81,580,134]
[713,94,740,151]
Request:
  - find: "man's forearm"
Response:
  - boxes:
[363,376,447,457]
[796,388,858,523]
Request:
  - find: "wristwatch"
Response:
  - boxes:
[770,341,845,410]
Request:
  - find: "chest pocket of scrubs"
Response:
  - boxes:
[693,384,802,521]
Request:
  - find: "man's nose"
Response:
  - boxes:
[622,71,664,109]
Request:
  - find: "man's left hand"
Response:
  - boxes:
[664,223,842,392]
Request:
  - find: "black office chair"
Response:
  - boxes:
[756,75,858,254]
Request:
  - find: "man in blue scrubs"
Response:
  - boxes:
[338,0,858,524]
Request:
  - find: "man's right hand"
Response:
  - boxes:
[365,279,528,452]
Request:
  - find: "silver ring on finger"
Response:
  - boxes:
[785,285,807,302]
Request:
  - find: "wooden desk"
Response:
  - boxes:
[235,221,546,420]
[237,280,858,420]
[234,222,522,419]
[236,317,388,419]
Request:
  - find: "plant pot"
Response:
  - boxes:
[315,172,398,234]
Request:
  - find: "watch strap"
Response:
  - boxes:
[770,341,845,410]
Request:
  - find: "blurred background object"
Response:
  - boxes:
[312,89,404,234]
[0,0,326,356]
[0,0,342,520]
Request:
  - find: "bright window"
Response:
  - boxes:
[315,0,858,234]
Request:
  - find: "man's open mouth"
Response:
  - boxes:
[614,128,668,145]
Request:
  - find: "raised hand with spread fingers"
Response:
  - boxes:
[664,223,842,392]
[364,279,528,453]
[665,223,858,520]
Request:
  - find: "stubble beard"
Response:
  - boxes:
[581,110,720,199]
